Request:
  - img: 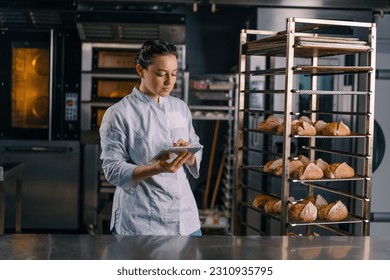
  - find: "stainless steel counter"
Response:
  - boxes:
[0,234,390,260]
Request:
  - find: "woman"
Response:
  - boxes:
[99,39,203,236]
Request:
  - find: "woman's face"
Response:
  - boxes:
[137,54,178,102]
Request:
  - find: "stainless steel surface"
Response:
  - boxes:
[0,234,389,259]
[0,163,23,234]
[0,141,80,230]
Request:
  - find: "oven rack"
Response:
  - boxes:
[244,128,369,139]
[241,202,366,225]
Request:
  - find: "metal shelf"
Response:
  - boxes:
[188,74,238,235]
[236,17,376,237]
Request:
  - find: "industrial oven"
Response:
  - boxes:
[0,28,82,230]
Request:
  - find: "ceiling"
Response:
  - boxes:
[0,0,388,43]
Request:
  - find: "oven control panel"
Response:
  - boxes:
[65,92,78,121]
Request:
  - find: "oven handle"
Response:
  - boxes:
[5,146,69,153]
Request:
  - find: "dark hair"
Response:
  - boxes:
[135,39,178,69]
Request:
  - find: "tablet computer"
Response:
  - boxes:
[149,145,203,163]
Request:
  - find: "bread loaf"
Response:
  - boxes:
[292,120,316,136]
[299,116,312,124]
[289,160,304,174]
[252,194,273,208]
[322,120,351,136]
[277,116,315,136]
[293,162,324,180]
[298,154,310,166]
[263,158,283,173]
[264,196,295,215]
[264,158,304,177]
[314,158,329,172]
[264,199,281,214]
[314,120,328,135]
[257,115,284,131]
[324,162,355,179]
[303,194,328,210]
[276,123,284,134]
[318,200,348,221]
[289,201,317,222]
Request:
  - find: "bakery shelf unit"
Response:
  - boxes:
[236,18,376,236]
[188,74,238,234]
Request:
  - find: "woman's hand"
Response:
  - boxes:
[156,150,193,173]
[133,140,197,180]
[134,150,191,180]
[174,139,197,167]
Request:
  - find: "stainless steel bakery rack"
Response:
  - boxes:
[187,74,238,234]
[236,17,376,236]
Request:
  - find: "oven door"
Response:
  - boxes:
[81,73,138,131]
[0,31,52,139]
[82,42,141,73]
[81,73,138,102]
[81,102,114,131]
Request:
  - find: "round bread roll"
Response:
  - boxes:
[276,123,284,134]
[318,200,348,221]
[324,162,355,179]
[314,158,329,172]
[297,154,310,166]
[274,165,283,176]
[299,116,312,124]
[264,199,281,214]
[322,120,351,136]
[252,194,273,208]
[292,120,316,136]
[303,194,328,210]
[314,120,327,135]
[263,158,283,173]
[289,160,304,175]
[289,201,317,222]
[273,160,304,177]
[264,196,295,215]
[293,162,324,180]
[257,115,284,131]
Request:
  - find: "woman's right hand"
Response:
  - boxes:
[133,151,192,182]
[156,151,192,173]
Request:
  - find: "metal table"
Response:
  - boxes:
[0,162,24,234]
[0,234,389,260]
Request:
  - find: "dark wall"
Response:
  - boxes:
[174,5,255,74]
[167,6,256,206]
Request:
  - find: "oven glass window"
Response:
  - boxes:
[96,109,106,127]
[97,50,137,69]
[96,79,137,99]
[11,47,50,128]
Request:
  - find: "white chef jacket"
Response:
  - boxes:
[99,87,202,235]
